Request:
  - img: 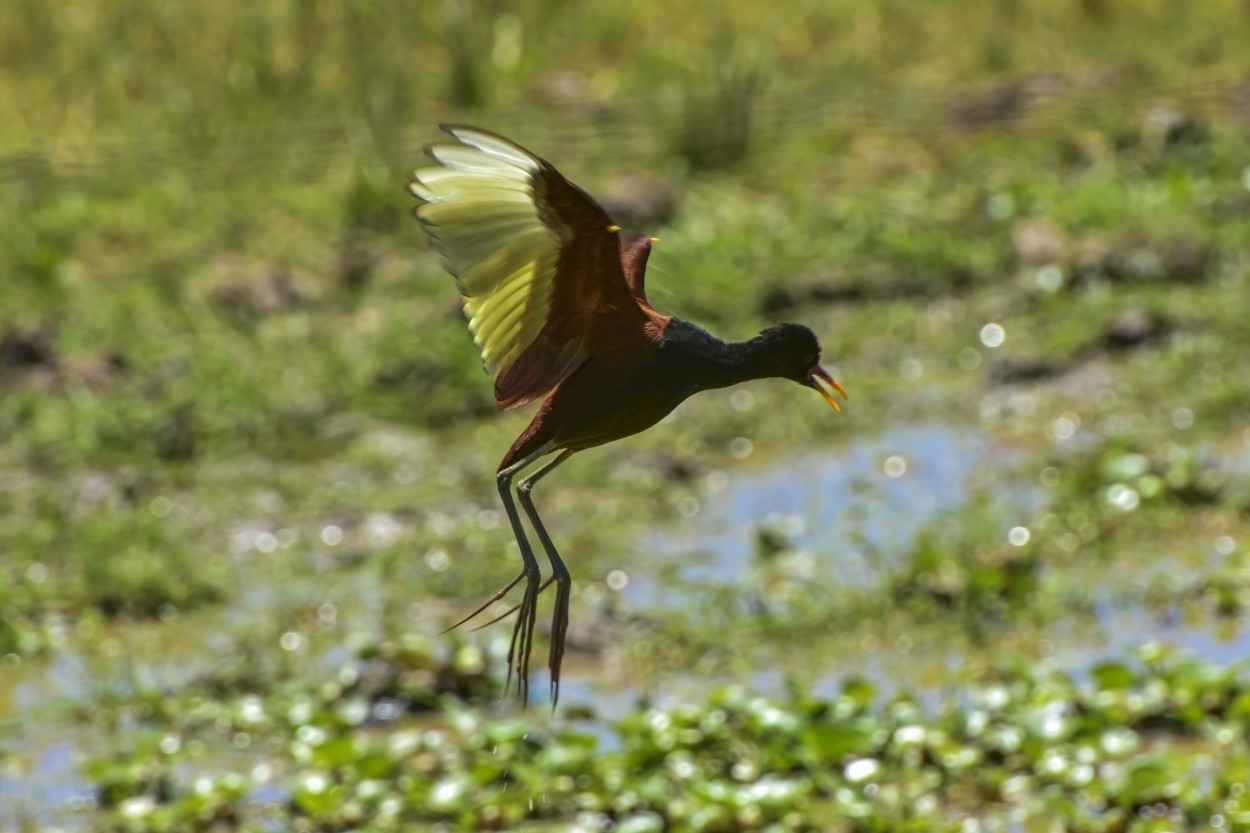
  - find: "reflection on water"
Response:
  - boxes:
[637,424,1000,598]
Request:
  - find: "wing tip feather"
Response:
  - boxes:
[411,124,627,406]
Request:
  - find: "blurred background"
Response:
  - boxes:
[3,0,1250,829]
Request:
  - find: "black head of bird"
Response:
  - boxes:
[751,323,847,410]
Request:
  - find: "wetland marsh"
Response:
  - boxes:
[3,1,1250,829]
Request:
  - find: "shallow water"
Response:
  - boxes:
[636,423,1008,597]
[588,422,1250,705]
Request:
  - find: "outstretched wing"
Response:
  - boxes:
[411,125,640,409]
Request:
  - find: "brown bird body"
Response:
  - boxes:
[411,126,846,706]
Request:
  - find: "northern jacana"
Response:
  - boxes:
[410,125,846,706]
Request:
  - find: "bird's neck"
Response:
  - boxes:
[660,320,781,391]
[705,333,785,388]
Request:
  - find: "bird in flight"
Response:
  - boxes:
[410,125,846,707]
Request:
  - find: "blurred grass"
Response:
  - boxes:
[4,0,1249,145]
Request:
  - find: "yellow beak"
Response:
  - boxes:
[808,366,848,412]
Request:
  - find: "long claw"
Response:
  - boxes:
[504,570,541,703]
[521,574,540,705]
[470,577,554,632]
[441,571,527,634]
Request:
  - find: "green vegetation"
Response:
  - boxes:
[65,642,1250,831]
[3,0,1250,829]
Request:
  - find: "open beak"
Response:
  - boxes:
[807,365,848,412]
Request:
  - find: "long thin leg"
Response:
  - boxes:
[494,441,555,706]
[517,449,576,708]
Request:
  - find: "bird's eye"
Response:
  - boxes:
[804,353,816,365]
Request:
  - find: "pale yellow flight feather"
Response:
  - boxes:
[410,129,569,379]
